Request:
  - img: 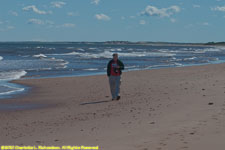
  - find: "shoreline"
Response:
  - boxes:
[0,61,223,109]
[1,63,225,149]
[4,60,225,99]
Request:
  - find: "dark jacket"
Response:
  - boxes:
[107,59,124,76]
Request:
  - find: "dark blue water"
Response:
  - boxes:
[1,42,225,98]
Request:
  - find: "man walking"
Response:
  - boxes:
[107,53,124,101]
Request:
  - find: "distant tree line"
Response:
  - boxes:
[205,42,225,46]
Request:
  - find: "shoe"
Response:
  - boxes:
[116,96,120,100]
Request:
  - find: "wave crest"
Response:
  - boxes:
[33,54,47,58]
[0,70,27,81]
[51,50,175,58]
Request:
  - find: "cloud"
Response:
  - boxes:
[139,20,146,25]
[0,25,15,32]
[211,6,225,11]
[27,19,54,25]
[51,1,66,8]
[184,23,194,29]
[23,5,52,15]
[0,20,15,32]
[67,12,79,16]
[62,23,76,28]
[10,11,18,16]
[170,18,176,23]
[185,22,209,28]
[193,5,200,8]
[121,16,125,20]
[55,23,76,28]
[28,19,44,25]
[91,0,100,5]
[141,5,180,18]
[7,26,15,30]
[202,22,209,26]
[27,19,75,29]
[45,20,54,25]
[95,14,111,21]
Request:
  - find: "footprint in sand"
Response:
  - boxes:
[181,146,189,149]
[159,142,167,146]
[36,140,43,144]
[208,102,214,105]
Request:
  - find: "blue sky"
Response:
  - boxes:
[0,0,225,42]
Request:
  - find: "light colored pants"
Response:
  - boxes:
[109,76,121,99]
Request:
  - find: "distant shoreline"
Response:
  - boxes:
[0,41,225,46]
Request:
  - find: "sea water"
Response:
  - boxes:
[1,42,225,98]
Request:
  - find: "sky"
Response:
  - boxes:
[0,0,225,43]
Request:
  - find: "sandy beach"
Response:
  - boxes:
[1,63,225,150]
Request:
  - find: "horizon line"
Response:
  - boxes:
[0,40,223,44]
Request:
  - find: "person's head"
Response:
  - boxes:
[113,53,118,61]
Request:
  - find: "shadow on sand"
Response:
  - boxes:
[80,100,111,105]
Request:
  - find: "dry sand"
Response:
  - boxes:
[1,63,225,150]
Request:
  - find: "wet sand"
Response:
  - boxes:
[1,63,225,150]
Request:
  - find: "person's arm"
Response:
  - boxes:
[118,60,124,70]
[107,61,111,76]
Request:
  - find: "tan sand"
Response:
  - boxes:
[1,63,225,150]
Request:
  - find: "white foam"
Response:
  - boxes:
[110,48,122,52]
[126,65,138,69]
[0,56,3,61]
[204,48,221,52]
[118,51,175,57]
[83,51,113,58]
[33,54,47,58]
[215,46,225,50]
[174,63,183,66]
[158,49,170,53]
[147,62,184,69]
[83,68,98,71]
[66,47,75,50]
[194,48,221,53]
[0,85,24,95]
[60,61,69,66]
[184,57,197,61]
[0,70,27,81]
[146,64,172,69]
[77,48,85,51]
[171,57,177,60]
[36,46,45,49]
[51,50,175,58]
[89,48,97,50]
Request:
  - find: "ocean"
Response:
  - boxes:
[1,42,225,98]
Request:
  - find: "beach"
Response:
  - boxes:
[1,63,225,150]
